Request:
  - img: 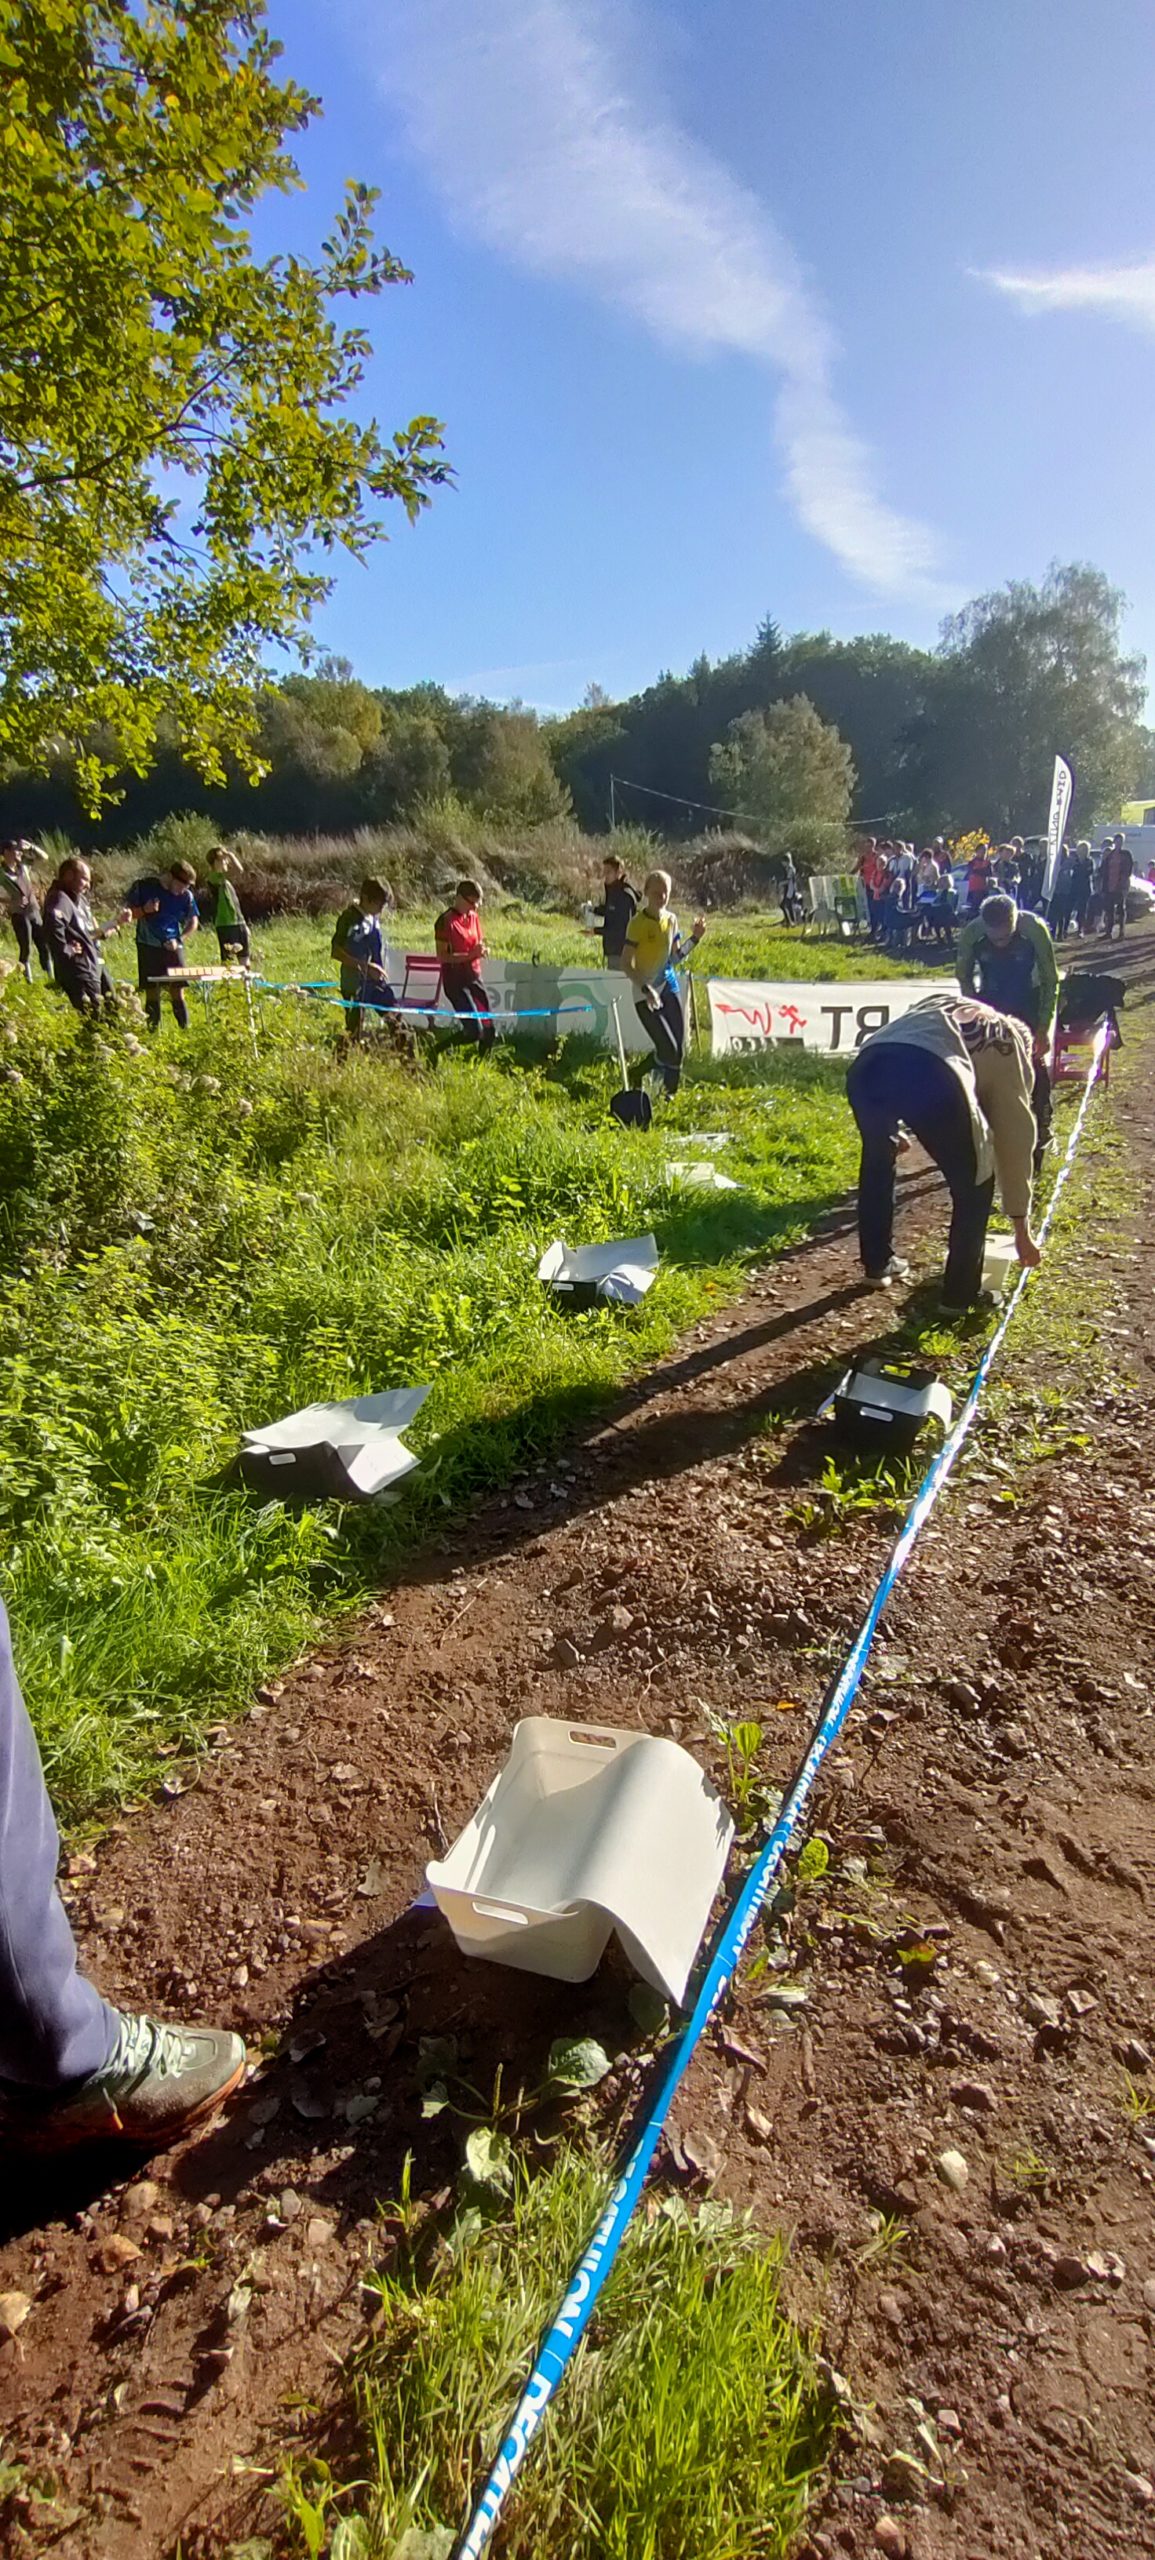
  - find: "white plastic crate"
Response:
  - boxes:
[426,1718,734,2003]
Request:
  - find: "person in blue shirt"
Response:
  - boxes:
[124,860,200,1030]
[330,877,399,1042]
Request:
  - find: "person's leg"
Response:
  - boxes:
[1031,1054,1053,1162]
[446,978,479,1045]
[169,969,190,1032]
[31,915,52,976]
[141,959,162,1031]
[0,1600,117,2090]
[13,913,33,982]
[651,982,685,1094]
[468,982,496,1056]
[847,1058,899,1278]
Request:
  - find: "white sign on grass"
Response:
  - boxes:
[385,950,659,1051]
[707,977,955,1058]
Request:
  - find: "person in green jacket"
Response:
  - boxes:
[203,845,251,964]
[956,894,1058,1165]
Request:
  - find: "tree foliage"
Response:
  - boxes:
[0,0,449,808]
[709,695,855,866]
[901,563,1146,835]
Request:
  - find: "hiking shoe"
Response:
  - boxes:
[864,1256,911,1287]
[0,2012,247,2156]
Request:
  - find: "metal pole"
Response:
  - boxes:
[609,773,616,832]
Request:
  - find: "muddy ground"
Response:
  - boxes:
[3,943,1155,2560]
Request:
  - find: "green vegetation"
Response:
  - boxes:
[6,564,1148,855]
[0,0,447,807]
[0,932,865,1819]
[283,2150,828,2560]
[709,693,856,870]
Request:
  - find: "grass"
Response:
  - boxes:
[250,907,937,991]
[0,933,868,1819]
[280,2150,830,2560]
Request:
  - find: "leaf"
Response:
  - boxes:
[391,2530,455,2560]
[627,1981,670,2038]
[420,2081,450,2119]
[331,2521,373,2560]
[797,1837,830,1882]
[547,2036,612,2092]
[416,2034,458,2088]
[463,2125,513,2198]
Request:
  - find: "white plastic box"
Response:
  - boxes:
[982,1234,1018,1296]
[426,1718,734,2004]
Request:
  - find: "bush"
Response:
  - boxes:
[684,831,785,908]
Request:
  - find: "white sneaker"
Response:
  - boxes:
[865,1255,911,1287]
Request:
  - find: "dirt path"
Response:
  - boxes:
[4,944,1155,2559]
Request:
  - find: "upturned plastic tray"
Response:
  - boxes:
[239,1386,429,1502]
[426,1717,734,2003]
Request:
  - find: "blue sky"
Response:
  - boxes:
[260,0,1155,710]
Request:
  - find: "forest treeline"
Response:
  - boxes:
[2,561,1151,856]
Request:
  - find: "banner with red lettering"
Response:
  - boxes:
[707,976,955,1058]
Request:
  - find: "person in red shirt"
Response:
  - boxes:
[434,878,496,1055]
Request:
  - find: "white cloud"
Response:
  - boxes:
[370,0,947,603]
[981,256,1155,334]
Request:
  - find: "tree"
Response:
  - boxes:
[903,563,1147,834]
[0,0,448,808]
[708,695,855,870]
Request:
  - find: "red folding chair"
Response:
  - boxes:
[401,952,443,1025]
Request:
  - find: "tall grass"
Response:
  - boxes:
[0,964,857,1817]
[285,2152,829,2560]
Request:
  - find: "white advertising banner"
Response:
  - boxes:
[707,976,955,1058]
[385,949,660,1051]
[1043,754,1074,900]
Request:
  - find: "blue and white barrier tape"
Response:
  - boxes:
[453,1021,1110,2560]
[252,977,596,1025]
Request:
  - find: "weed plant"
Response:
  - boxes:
[301,2149,829,2559]
[0,958,857,1816]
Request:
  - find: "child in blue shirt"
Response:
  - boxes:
[124,861,200,1030]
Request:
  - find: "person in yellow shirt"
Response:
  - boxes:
[622,869,706,1097]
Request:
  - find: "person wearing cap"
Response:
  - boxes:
[0,1598,245,2155]
[956,893,1058,1163]
[846,994,1041,1313]
[0,839,52,982]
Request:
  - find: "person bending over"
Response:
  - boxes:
[434,878,496,1055]
[125,860,200,1030]
[956,892,1057,1165]
[43,857,119,1016]
[0,838,52,982]
[330,876,399,1042]
[846,993,1040,1314]
[0,1599,244,2155]
[623,869,705,1099]
[204,845,251,965]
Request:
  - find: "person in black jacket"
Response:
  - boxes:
[43,858,119,1015]
[592,854,639,967]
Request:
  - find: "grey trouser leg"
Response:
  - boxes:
[0,1600,117,2088]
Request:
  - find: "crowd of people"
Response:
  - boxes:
[854,829,1144,953]
[0,839,711,1102]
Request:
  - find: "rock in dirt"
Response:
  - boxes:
[1122,2038,1152,2072]
[950,2077,997,2114]
[0,2291,32,2340]
[874,2518,906,2556]
[936,2148,969,2192]
[94,2234,142,2273]
[1052,2253,1089,2290]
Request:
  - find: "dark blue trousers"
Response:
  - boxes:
[0,1601,117,2088]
